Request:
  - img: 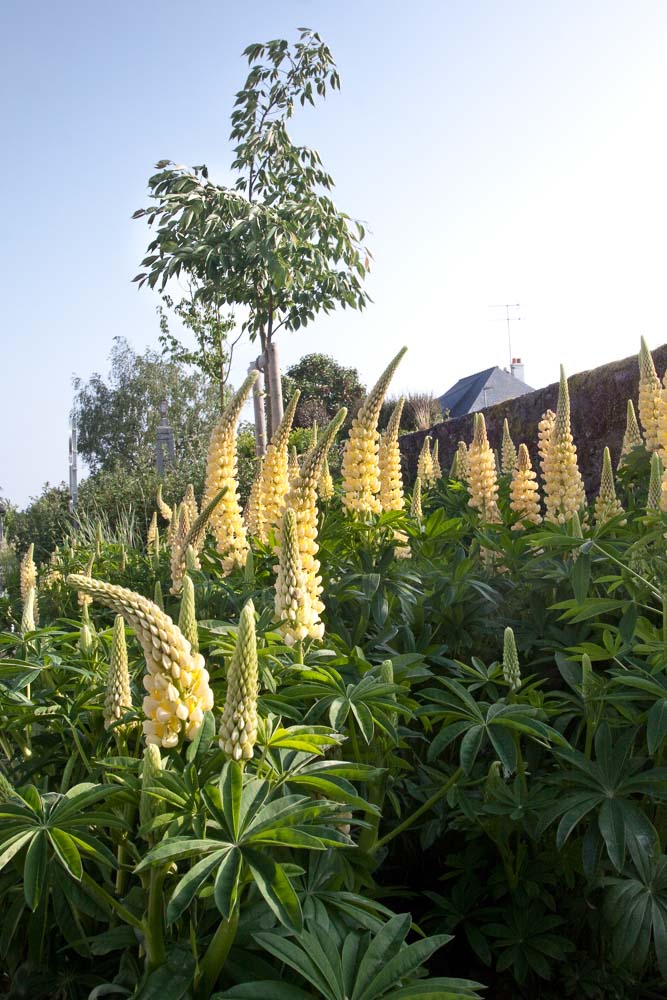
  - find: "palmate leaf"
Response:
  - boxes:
[602,851,667,979]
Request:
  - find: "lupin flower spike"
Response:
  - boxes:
[379,397,405,512]
[537,410,555,481]
[455,440,469,482]
[342,346,407,514]
[417,436,434,484]
[66,574,214,748]
[594,447,625,526]
[502,626,521,692]
[244,463,264,538]
[219,600,259,761]
[509,444,541,529]
[147,512,158,550]
[431,438,442,480]
[318,455,335,501]
[156,484,172,523]
[182,483,198,524]
[274,507,323,645]
[411,475,423,518]
[288,446,301,485]
[153,579,164,610]
[170,489,226,594]
[204,370,259,574]
[501,418,517,475]
[104,616,133,732]
[467,413,500,522]
[647,451,663,511]
[259,390,301,538]
[542,367,586,524]
[19,544,39,625]
[638,336,661,451]
[618,399,644,468]
[21,587,36,635]
[178,575,199,655]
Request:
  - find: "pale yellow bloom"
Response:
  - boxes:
[318,456,334,501]
[170,504,192,595]
[431,439,442,480]
[244,462,264,538]
[594,447,625,526]
[274,507,323,644]
[260,390,301,539]
[639,336,661,451]
[104,616,133,733]
[67,574,214,748]
[21,587,36,635]
[170,490,227,594]
[411,475,423,518]
[288,446,301,486]
[204,370,259,574]
[178,575,199,655]
[182,484,199,525]
[501,419,517,475]
[379,397,405,512]
[342,347,407,514]
[543,368,586,524]
[279,409,347,631]
[454,441,469,482]
[417,436,434,484]
[19,544,38,625]
[219,600,259,761]
[618,399,643,468]
[467,413,500,522]
[537,410,555,481]
[156,484,172,524]
[510,444,541,529]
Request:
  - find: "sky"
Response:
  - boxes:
[2,0,667,506]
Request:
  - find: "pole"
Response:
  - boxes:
[249,363,267,455]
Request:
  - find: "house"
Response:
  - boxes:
[438,359,534,418]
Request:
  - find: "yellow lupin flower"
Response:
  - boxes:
[537,410,555,481]
[594,447,625,526]
[411,475,423,518]
[648,451,663,511]
[156,484,172,524]
[618,399,644,468]
[204,370,259,574]
[288,446,301,486]
[104,616,133,733]
[379,397,405,512]
[510,444,541,529]
[170,503,192,595]
[147,512,158,551]
[219,600,259,761]
[274,507,323,644]
[431,439,442,481]
[501,419,517,475]
[170,490,226,594]
[341,347,407,514]
[543,367,586,524]
[638,336,662,451]
[259,390,301,539]
[280,409,347,628]
[67,574,214,748]
[417,436,434,484]
[318,456,334,501]
[467,413,500,522]
[182,484,198,525]
[244,462,265,538]
[19,544,38,625]
[455,440,469,482]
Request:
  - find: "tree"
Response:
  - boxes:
[133,28,371,432]
[281,353,366,428]
[73,337,219,474]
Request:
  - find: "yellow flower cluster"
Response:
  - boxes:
[509,444,541,529]
[618,399,643,468]
[501,419,517,475]
[417,436,434,484]
[288,446,301,486]
[537,410,555,481]
[274,507,323,644]
[170,504,191,595]
[594,447,625,526]
[280,409,347,632]
[379,397,405,511]
[19,543,38,626]
[319,456,334,501]
[104,615,133,734]
[410,475,422,518]
[342,347,407,514]
[454,441,469,482]
[244,463,264,538]
[204,371,259,574]
[147,512,158,551]
[156,484,173,525]
[467,413,500,522]
[183,483,198,525]
[431,439,442,481]
[638,337,662,452]
[67,574,213,749]
[219,600,259,760]
[543,368,586,524]
[260,391,300,538]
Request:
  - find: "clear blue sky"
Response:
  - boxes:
[2,1,667,506]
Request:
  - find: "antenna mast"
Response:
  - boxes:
[489,303,521,367]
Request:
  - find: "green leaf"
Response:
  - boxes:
[352,913,411,999]
[647,700,667,756]
[599,799,626,871]
[460,726,483,774]
[358,933,452,999]
[0,831,34,873]
[213,846,242,918]
[24,831,47,910]
[186,710,215,762]
[167,852,225,925]
[244,848,303,933]
[221,761,244,840]
[49,828,82,881]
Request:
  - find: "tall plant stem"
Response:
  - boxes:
[196,903,240,999]
[375,767,463,851]
[144,864,168,971]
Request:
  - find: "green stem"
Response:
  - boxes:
[662,596,667,646]
[295,640,304,665]
[144,864,168,971]
[348,719,362,764]
[81,872,142,930]
[195,903,240,998]
[375,767,463,851]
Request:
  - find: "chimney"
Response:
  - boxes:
[510,357,525,383]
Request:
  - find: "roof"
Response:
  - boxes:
[438,366,534,418]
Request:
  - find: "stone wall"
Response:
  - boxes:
[399,344,667,496]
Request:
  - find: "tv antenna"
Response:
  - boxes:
[489,303,521,367]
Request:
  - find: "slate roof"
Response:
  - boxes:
[438,366,534,418]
